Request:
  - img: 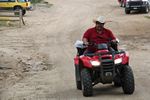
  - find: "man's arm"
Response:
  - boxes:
[82,29,91,46]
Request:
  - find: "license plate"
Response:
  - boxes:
[133,7,137,9]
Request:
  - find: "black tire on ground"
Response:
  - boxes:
[76,81,82,90]
[122,65,135,94]
[75,67,82,90]
[81,68,93,97]
[125,9,130,14]
[144,6,149,13]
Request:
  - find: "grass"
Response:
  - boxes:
[145,15,150,19]
[32,0,53,8]
[0,16,19,27]
[0,21,18,27]
[31,0,43,4]
[31,0,53,7]
[0,22,6,26]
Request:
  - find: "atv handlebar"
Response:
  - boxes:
[84,51,113,57]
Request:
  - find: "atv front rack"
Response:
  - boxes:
[84,50,125,84]
[84,50,125,57]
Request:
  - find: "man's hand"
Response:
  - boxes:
[82,38,89,46]
[112,39,116,42]
[83,41,89,46]
[112,39,119,43]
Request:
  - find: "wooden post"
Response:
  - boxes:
[22,15,25,25]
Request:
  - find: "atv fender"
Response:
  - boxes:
[80,56,92,68]
[74,56,79,65]
[122,51,129,65]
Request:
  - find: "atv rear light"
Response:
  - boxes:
[90,61,100,67]
[114,58,122,64]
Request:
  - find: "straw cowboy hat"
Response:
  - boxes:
[93,16,110,24]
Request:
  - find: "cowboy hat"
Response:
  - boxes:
[93,16,106,24]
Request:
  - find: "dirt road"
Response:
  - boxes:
[0,0,150,99]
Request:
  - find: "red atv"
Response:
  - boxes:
[74,40,134,96]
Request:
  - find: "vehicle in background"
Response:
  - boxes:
[0,0,31,15]
[125,0,150,14]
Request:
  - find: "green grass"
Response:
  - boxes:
[40,3,53,8]
[0,21,6,26]
[33,0,53,8]
[0,21,18,27]
[31,0,43,4]
[145,16,150,19]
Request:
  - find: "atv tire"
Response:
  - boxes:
[144,6,149,13]
[76,81,82,90]
[122,65,135,94]
[81,68,93,97]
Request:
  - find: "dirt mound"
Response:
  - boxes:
[0,48,53,92]
[119,33,150,51]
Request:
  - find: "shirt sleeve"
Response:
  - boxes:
[82,29,90,40]
[107,29,116,40]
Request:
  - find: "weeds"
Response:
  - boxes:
[31,0,43,4]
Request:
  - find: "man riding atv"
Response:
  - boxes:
[74,16,135,96]
[82,16,118,54]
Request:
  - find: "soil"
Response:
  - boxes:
[0,0,150,99]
